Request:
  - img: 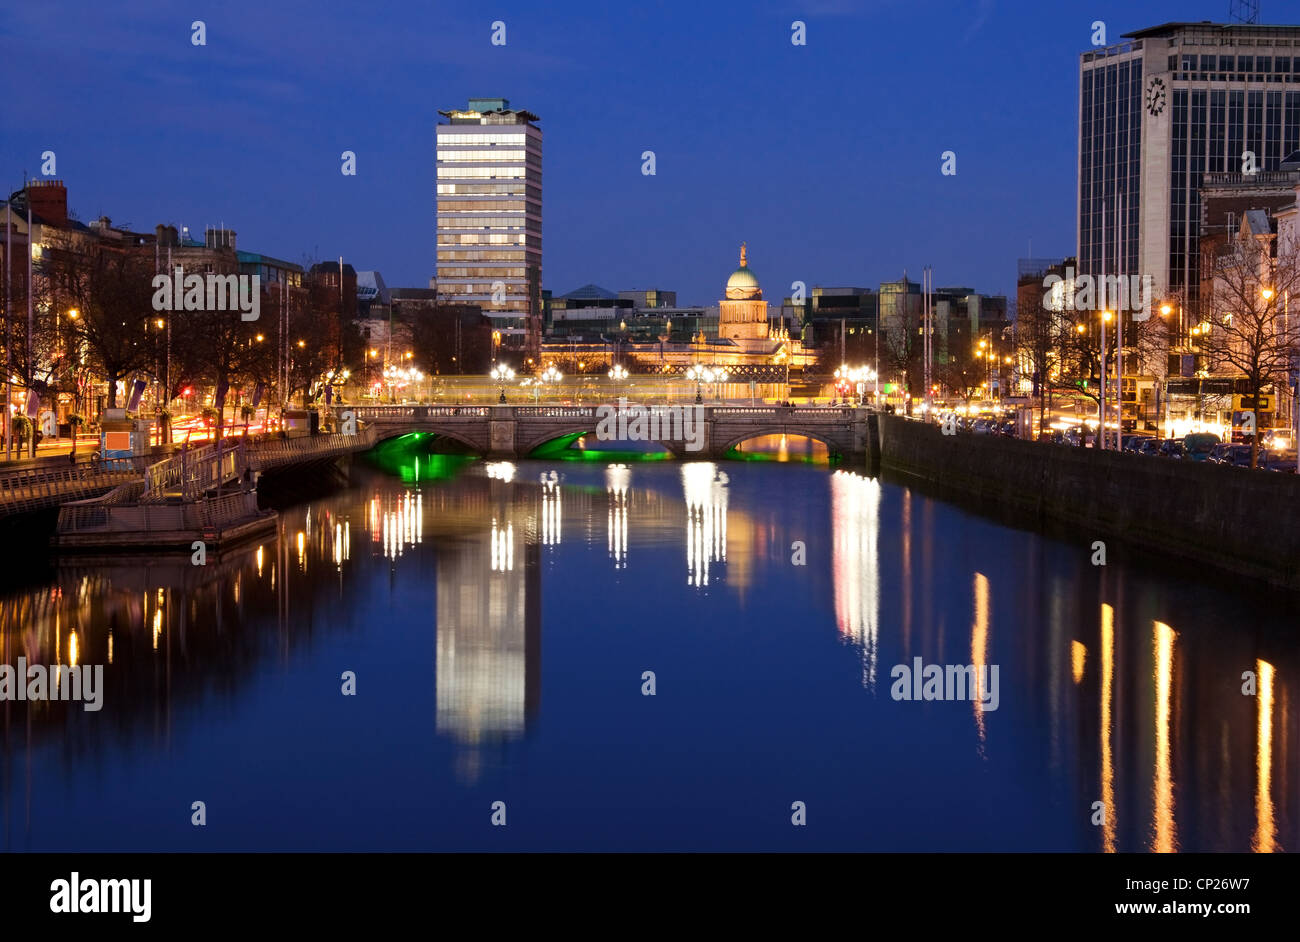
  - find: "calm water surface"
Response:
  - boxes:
[1,443,1296,851]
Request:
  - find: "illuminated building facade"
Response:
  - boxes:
[1078,22,1300,315]
[436,98,542,356]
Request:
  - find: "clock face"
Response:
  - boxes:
[1146,77,1166,117]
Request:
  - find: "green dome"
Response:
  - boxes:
[725,244,762,300]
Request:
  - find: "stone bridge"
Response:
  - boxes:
[333,404,874,460]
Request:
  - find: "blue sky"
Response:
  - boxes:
[1,0,1242,305]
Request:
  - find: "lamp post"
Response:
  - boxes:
[608,363,628,401]
[856,367,872,407]
[491,363,515,403]
[687,364,720,404]
[687,364,707,404]
[540,364,562,402]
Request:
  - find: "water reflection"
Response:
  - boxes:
[606,465,630,569]
[831,471,880,689]
[1100,604,1116,853]
[682,463,728,587]
[0,459,1296,852]
[435,514,540,771]
[971,572,990,750]
[1253,659,1276,853]
[540,471,561,547]
[1151,620,1178,853]
[376,492,420,560]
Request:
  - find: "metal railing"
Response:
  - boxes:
[247,425,378,468]
[0,457,140,512]
[142,440,245,502]
[58,489,263,534]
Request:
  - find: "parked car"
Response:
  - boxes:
[1207,442,1233,464]
[1158,439,1185,458]
[1122,435,1151,453]
[1264,450,1298,473]
[1138,438,1163,456]
[1182,432,1221,462]
[1221,444,1254,467]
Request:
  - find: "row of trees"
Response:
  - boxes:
[1,238,365,450]
[1016,235,1300,466]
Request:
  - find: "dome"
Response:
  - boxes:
[725,243,762,300]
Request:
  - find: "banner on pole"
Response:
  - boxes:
[126,379,147,412]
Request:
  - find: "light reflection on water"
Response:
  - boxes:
[0,457,1295,852]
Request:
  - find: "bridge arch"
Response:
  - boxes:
[719,428,846,458]
[519,426,686,458]
[369,426,488,455]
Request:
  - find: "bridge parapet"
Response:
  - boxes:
[327,403,874,461]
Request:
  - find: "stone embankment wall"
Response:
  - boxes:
[877,416,1299,590]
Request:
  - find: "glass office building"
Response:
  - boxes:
[1078,22,1300,314]
[436,98,542,353]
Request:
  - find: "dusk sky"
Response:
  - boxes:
[3,0,1225,305]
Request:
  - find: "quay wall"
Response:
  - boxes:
[877,415,1300,590]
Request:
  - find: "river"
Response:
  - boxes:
[0,438,1294,851]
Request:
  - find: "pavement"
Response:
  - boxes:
[0,434,101,467]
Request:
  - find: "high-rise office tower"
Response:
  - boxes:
[436,98,542,357]
[1077,22,1300,316]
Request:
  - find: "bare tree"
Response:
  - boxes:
[880,285,922,413]
[932,342,983,407]
[44,242,156,412]
[1200,232,1300,468]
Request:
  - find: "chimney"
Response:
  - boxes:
[26,179,68,227]
[167,225,179,246]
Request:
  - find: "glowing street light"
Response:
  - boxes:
[540,364,563,399]
[686,364,709,403]
[491,363,515,403]
[608,363,628,399]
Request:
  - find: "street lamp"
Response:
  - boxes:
[540,364,563,401]
[608,363,628,400]
[491,363,515,403]
[686,364,715,404]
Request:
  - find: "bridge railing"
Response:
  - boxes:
[514,407,597,418]
[57,489,262,535]
[0,458,140,512]
[248,425,378,467]
[342,405,491,419]
[142,440,246,502]
[0,456,138,489]
[788,407,857,419]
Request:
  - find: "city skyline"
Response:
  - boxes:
[2,0,1243,308]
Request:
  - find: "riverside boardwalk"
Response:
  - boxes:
[52,439,275,552]
[46,427,378,551]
